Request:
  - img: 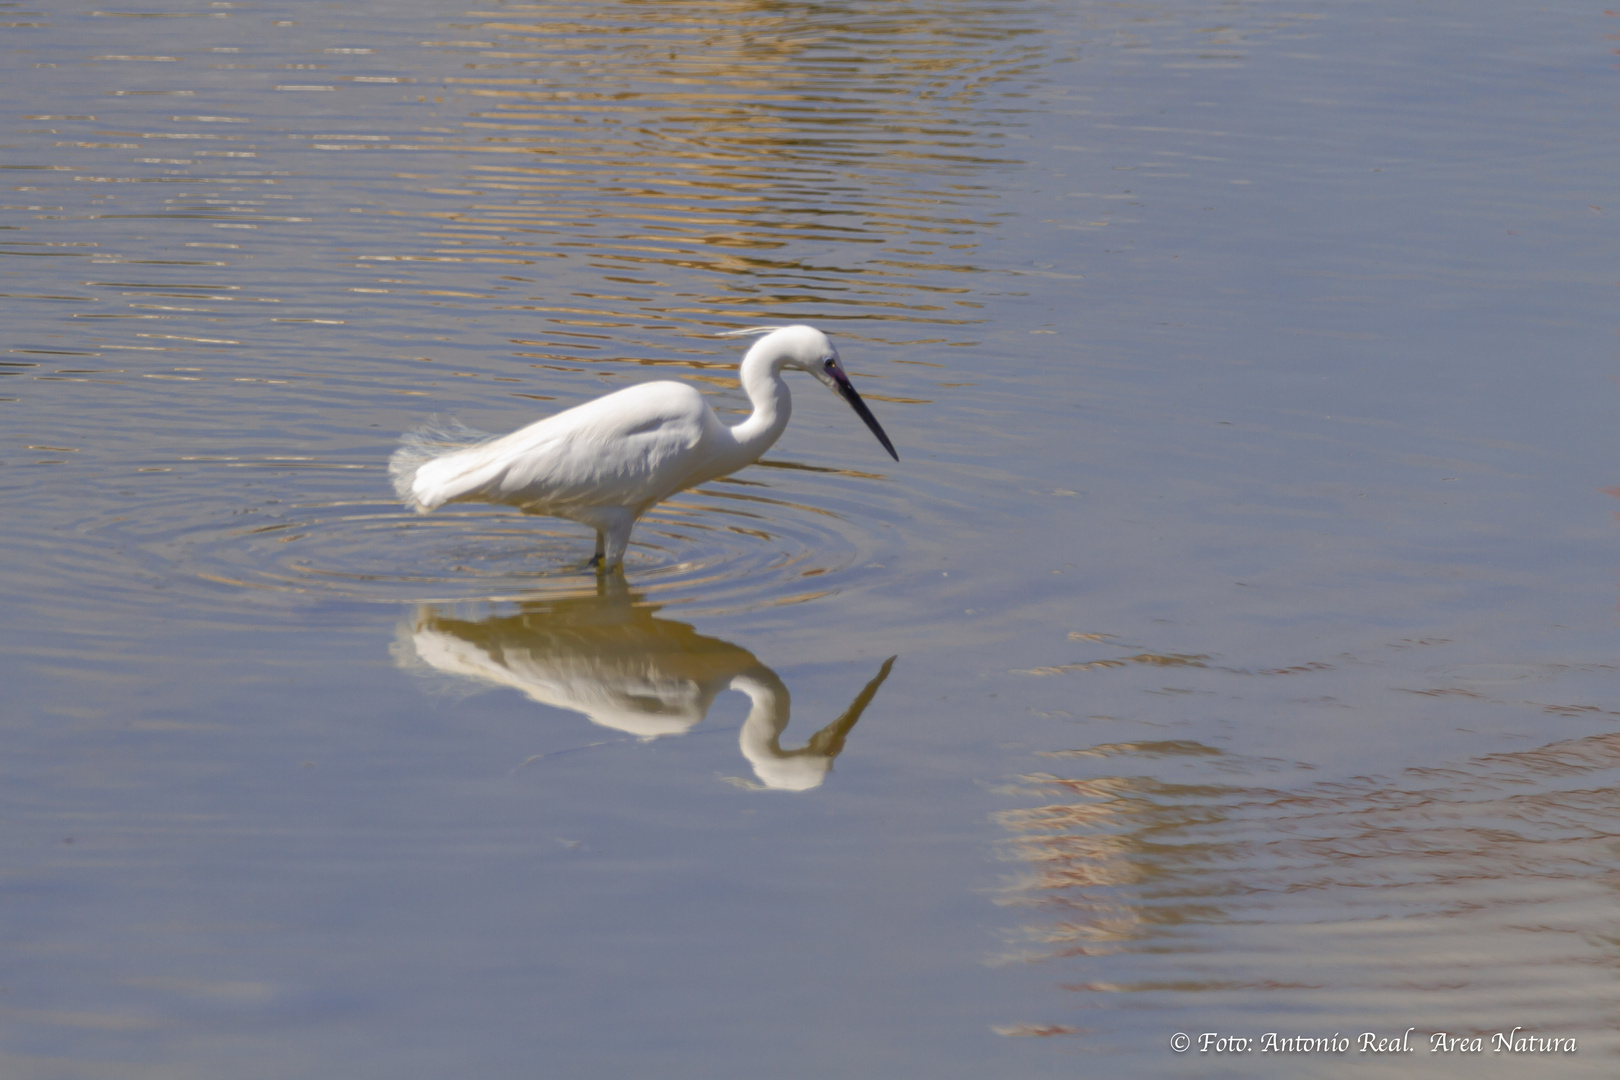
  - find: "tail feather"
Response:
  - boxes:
[389,417,493,511]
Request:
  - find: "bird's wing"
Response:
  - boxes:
[415,381,717,512]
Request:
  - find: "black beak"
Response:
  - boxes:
[830,369,899,461]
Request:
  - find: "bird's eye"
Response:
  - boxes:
[823,358,834,369]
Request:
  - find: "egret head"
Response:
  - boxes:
[720,324,899,461]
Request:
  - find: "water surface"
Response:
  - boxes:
[3,1,1618,1076]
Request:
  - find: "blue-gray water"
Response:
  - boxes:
[3,2,1618,1076]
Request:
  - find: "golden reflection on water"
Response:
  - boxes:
[993,729,1620,1052]
[376,0,1044,358]
[395,577,895,790]
[3,0,1046,365]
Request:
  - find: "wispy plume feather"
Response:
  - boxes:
[388,416,492,507]
[715,326,788,338]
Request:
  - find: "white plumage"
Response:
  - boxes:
[389,324,897,569]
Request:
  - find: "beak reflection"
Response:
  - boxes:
[395,581,895,792]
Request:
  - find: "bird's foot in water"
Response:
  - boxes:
[585,552,625,577]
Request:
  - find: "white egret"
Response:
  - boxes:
[389,324,898,569]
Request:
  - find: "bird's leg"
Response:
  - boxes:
[600,513,634,571]
[579,509,633,571]
[579,508,635,573]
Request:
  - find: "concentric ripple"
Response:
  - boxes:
[9,451,899,623]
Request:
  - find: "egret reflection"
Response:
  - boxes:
[394,582,894,791]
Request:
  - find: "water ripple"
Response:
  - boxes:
[8,449,899,619]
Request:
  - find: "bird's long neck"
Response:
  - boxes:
[722,346,792,467]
